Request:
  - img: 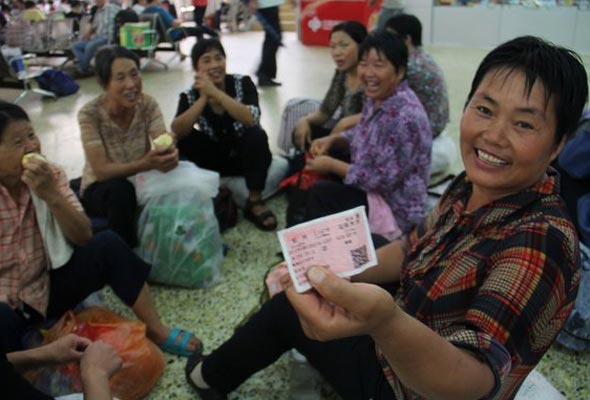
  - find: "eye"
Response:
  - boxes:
[515,121,534,130]
[476,105,492,116]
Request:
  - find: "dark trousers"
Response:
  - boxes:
[82,178,138,248]
[256,6,281,80]
[305,180,369,221]
[202,292,396,399]
[178,127,272,192]
[0,231,150,352]
[193,6,206,25]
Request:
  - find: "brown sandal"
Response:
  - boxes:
[244,199,277,231]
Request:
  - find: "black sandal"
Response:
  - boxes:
[244,199,277,231]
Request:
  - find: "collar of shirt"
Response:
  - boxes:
[444,167,560,232]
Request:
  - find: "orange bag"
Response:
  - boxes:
[42,307,165,400]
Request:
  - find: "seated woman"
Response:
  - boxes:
[78,45,178,249]
[184,36,587,399]
[305,30,432,239]
[0,101,200,359]
[171,39,277,231]
[291,21,367,151]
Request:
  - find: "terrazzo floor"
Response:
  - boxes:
[1,30,589,400]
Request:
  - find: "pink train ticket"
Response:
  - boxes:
[277,206,377,293]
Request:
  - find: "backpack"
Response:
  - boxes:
[35,69,79,97]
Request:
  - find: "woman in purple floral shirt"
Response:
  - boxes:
[305,30,432,238]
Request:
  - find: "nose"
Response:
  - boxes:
[481,119,509,147]
[24,137,39,153]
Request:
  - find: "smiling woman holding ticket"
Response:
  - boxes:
[185,36,587,400]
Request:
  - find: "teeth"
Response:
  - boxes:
[476,149,507,166]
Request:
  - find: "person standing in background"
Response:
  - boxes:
[249,0,283,87]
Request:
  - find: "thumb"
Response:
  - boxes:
[307,266,362,311]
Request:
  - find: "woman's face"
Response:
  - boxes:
[357,48,404,104]
[329,31,359,72]
[196,48,226,86]
[0,119,40,187]
[460,69,562,204]
[105,57,142,109]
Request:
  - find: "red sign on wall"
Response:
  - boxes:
[299,0,383,46]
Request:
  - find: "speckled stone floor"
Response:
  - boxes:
[2,30,589,400]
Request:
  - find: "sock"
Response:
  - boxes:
[190,361,210,389]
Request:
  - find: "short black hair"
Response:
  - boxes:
[24,0,36,9]
[94,45,141,87]
[191,38,226,68]
[385,14,422,47]
[466,36,589,145]
[0,101,29,142]
[358,30,408,77]
[330,20,368,45]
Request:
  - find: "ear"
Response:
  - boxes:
[549,134,567,163]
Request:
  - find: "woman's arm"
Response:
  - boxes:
[80,341,122,400]
[209,87,255,126]
[330,113,361,135]
[7,334,91,373]
[287,268,495,400]
[171,94,208,139]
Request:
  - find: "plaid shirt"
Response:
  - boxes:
[378,169,580,399]
[0,165,82,317]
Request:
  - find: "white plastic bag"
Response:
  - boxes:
[137,190,224,288]
[132,161,219,206]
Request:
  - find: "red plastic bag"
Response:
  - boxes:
[40,307,165,400]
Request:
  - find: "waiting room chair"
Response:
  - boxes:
[0,53,57,103]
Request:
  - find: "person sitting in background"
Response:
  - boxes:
[78,46,178,248]
[171,38,277,231]
[22,0,45,21]
[291,21,367,152]
[143,0,217,42]
[0,100,201,360]
[305,30,432,239]
[1,334,121,400]
[184,35,587,400]
[386,14,452,176]
[71,0,120,77]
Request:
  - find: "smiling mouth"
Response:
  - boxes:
[475,148,509,166]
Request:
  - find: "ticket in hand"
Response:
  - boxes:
[278,206,377,293]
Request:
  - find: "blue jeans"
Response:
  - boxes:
[71,36,108,72]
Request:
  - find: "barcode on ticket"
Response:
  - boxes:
[350,245,369,268]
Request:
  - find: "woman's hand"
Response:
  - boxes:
[294,117,312,150]
[194,73,217,99]
[142,146,179,173]
[21,158,60,202]
[81,340,122,379]
[45,334,92,365]
[309,136,334,157]
[286,266,398,341]
[305,155,335,175]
